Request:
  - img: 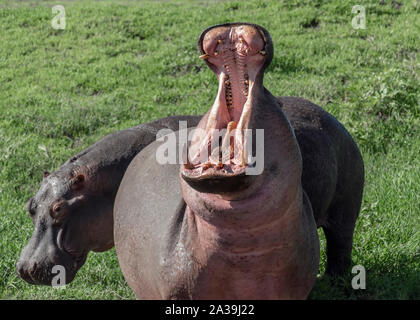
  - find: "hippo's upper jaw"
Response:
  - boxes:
[16,221,88,286]
[181,23,272,188]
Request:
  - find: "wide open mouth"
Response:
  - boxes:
[181,23,269,186]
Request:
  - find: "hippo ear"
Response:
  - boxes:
[42,171,50,179]
[71,173,85,190]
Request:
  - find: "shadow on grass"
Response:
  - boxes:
[309,255,420,300]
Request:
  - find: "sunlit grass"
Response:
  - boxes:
[0,0,418,299]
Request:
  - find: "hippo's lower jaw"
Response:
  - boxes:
[181,168,255,194]
[16,253,86,286]
[181,24,268,182]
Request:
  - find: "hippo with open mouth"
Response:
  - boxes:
[16,115,200,285]
[114,23,364,299]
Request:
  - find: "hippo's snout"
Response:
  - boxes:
[16,259,37,285]
[16,255,79,286]
[17,236,84,286]
[16,256,54,286]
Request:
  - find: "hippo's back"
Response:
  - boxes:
[277,96,364,228]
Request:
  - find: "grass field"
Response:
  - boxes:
[0,0,418,299]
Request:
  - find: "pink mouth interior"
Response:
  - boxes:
[185,25,267,176]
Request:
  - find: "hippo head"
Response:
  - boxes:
[181,23,300,197]
[181,23,301,214]
[17,164,114,285]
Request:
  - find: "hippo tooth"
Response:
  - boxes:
[233,129,245,167]
[204,71,231,135]
[199,54,209,59]
[184,156,195,169]
[226,120,237,131]
[241,147,246,166]
[202,162,212,170]
[260,50,266,56]
[221,121,237,163]
[184,163,194,169]
[218,39,224,44]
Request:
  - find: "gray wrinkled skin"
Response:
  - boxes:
[114,95,364,299]
[18,95,364,288]
[18,94,364,289]
[17,115,200,285]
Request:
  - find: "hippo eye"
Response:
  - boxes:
[50,201,66,222]
[52,203,61,214]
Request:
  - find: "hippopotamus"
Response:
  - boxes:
[114,23,364,299]
[16,115,200,285]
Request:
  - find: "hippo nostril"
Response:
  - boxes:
[28,261,37,275]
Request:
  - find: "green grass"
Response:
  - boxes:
[0,0,418,299]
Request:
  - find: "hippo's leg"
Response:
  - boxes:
[323,214,355,276]
[323,188,363,276]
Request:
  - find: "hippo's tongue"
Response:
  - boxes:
[185,24,267,176]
